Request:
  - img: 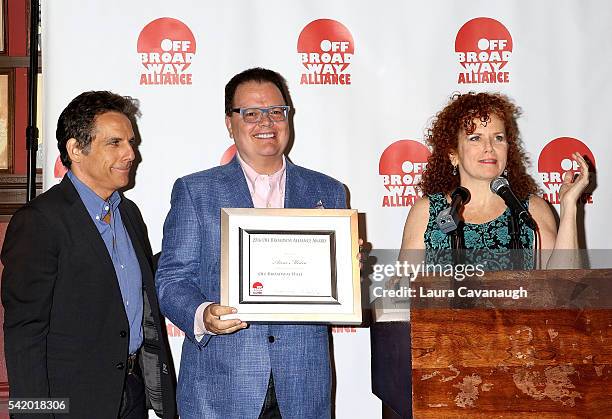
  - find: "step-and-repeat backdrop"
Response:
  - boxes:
[42,1,611,417]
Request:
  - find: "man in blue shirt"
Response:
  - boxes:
[2,91,175,418]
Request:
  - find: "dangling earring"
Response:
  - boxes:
[452,165,458,176]
[503,168,508,177]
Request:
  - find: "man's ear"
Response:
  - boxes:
[225,115,233,139]
[66,138,83,164]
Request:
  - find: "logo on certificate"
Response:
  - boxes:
[252,281,264,295]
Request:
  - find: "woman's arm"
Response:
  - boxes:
[400,196,430,250]
[530,152,590,267]
[555,152,590,249]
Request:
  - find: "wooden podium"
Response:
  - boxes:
[371,269,612,418]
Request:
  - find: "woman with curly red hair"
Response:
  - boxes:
[401,92,589,263]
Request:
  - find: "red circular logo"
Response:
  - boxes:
[252,281,263,295]
[138,18,196,70]
[455,17,513,84]
[538,137,595,204]
[137,18,196,85]
[379,140,431,207]
[297,19,354,85]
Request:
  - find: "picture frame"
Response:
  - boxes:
[221,208,361,324]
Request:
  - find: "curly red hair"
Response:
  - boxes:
[419,92,539,200]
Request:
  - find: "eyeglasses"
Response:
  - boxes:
[231,106,290,123]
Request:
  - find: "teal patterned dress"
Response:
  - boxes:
[424,193,534,270]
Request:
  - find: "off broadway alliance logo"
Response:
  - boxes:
[455,17,513,84]
[138,17,196,85]
[538,137,595,205]
[298,19,354,85]
[379,140,430,207]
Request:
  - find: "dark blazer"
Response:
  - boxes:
[1,176,176,418]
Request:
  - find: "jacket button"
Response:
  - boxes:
[268,336,275,343]
[116,362,125,370]
[119,330,127,338]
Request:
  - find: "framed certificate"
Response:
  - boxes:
[221,208,361,324]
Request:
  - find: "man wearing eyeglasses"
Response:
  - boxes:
[156,68,346,419]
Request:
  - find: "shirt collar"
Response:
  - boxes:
[236,153,286,185]
[67,171,121,221]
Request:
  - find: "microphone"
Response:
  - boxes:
[490,177,537,230]
[436,186,471,234]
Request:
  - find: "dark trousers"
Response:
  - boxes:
[118,364,146,419]
[259,372,282,419]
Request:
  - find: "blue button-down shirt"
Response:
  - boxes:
[68,171,143,354]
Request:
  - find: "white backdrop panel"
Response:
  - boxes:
[43,1,612,417]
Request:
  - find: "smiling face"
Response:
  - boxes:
[67,111,135,200]
[450,113,508,184]
[225,81,289,174]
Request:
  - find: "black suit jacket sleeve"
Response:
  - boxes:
[2,205,58,398]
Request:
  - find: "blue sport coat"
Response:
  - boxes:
[156,156,346,418]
